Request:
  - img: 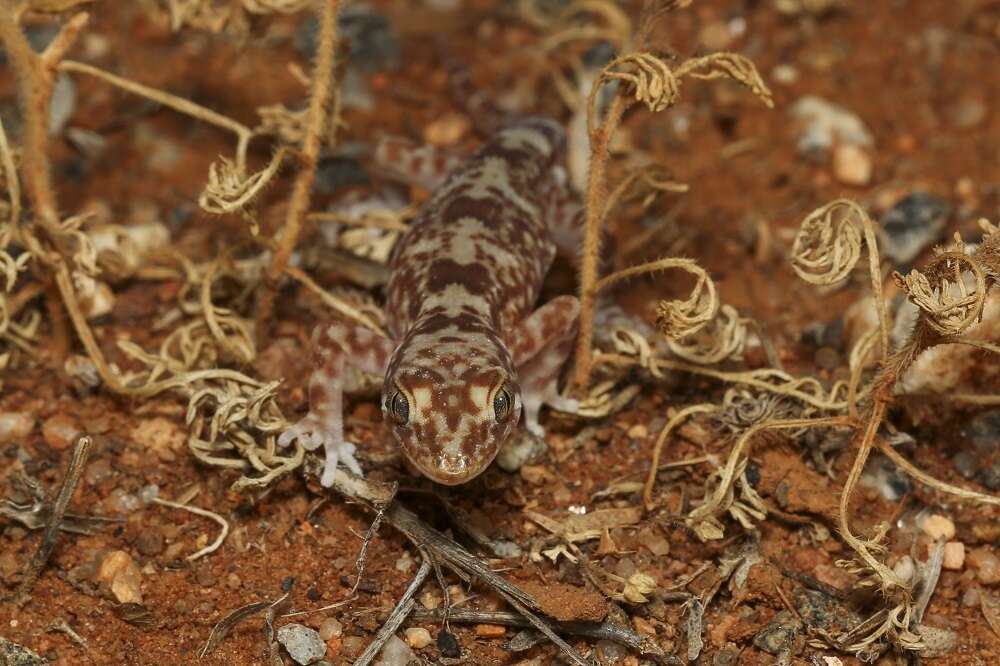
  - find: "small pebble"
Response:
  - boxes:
[277,623,327,665]
[48,74,76,135]
[893,555,915,584]
[474,623,506,637]
[0,411,36,440]
[920,514,956,541]
[636,527,670,557]
[97,550,143,604]
[394,551,414,573]
[950,97,987,129]
[404,627,431,649]
[941,541,965,570]
[104,488,142,514]
[319,618,343,641]
[373,635,415,666]
[84,458,113,486]
[771,63,799,85]
[341,636,365,657]
[419,589,441,609]
[813,346,841,371]
[968,548,1000,585]
[963,410,1000,455]
[962,587,980,607]
[42,413,82,450]
[632,616,657,637]
[790,95,873,155]
[226,573,242,590]
[626,423,648,439]
[423,112,470,147]
[135,528,165,557]
[832,144,872,186]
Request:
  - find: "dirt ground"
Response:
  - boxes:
[1,1,999,665]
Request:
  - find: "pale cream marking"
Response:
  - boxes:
[469,384,490,410]
[500,128,552,157]
[410,386,433,423]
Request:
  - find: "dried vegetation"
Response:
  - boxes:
[0,0,998,663]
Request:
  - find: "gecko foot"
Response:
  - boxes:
[278,413,363,487]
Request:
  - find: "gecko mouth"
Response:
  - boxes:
[415,450,494,486]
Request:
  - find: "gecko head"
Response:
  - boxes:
[382,362,522,485]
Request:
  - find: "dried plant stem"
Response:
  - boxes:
[689,415,848,529]
[59,60,254,167]
[643,404,715,509]
[152,496,230,561]
[258,0,340,340]
[0,7,62,229]
[353,559,431,666]
[283,265,385,335]
[0,116,21,227]
[573,90,628,391]
[0,9,90,363]
[9,435,93,606]
[837,398,897,587]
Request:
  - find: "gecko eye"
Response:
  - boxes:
[493,387,512,421]
[390,392,409,425]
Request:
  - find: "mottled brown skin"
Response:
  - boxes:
[280,118,581,487]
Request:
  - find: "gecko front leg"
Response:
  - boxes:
[279,321,395,487]
[508,295,581,437]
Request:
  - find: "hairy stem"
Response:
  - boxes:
[572,91,627,392]
[257,0,340,340]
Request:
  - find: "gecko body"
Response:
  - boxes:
[280,117,581,486]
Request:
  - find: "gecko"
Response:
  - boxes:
[279,117,585,487]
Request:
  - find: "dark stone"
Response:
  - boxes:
[313,157,369,195]
[976,462,1000,492]
[880,192,951,265]
[583,42,616,69]
[135,528,165,557]
[963,409,1000,455]
[437,630,461,657]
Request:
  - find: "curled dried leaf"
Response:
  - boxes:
[676,52,774,108]
[791,199,866,285]
[893,248,986,337]
[666,303,748,364]
[597,53,679,114]
[654,261,718,340]
[242,0,311,14]
[622,572,656,603]
[255,104,309,147]
[199,151,285,232]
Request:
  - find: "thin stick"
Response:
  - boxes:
[353,559,432,666]
[151,496,230,561]
[643,404,715,510]
[10,435,93,605]
[410,607,681,665]
[258,0,340,340]
[59,60,253,168]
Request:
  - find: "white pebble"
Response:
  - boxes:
[942,541,965,570]
[319,617,343,641]
[920,513,956,541]
[374,635,416,666]
[832,144,872,186]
